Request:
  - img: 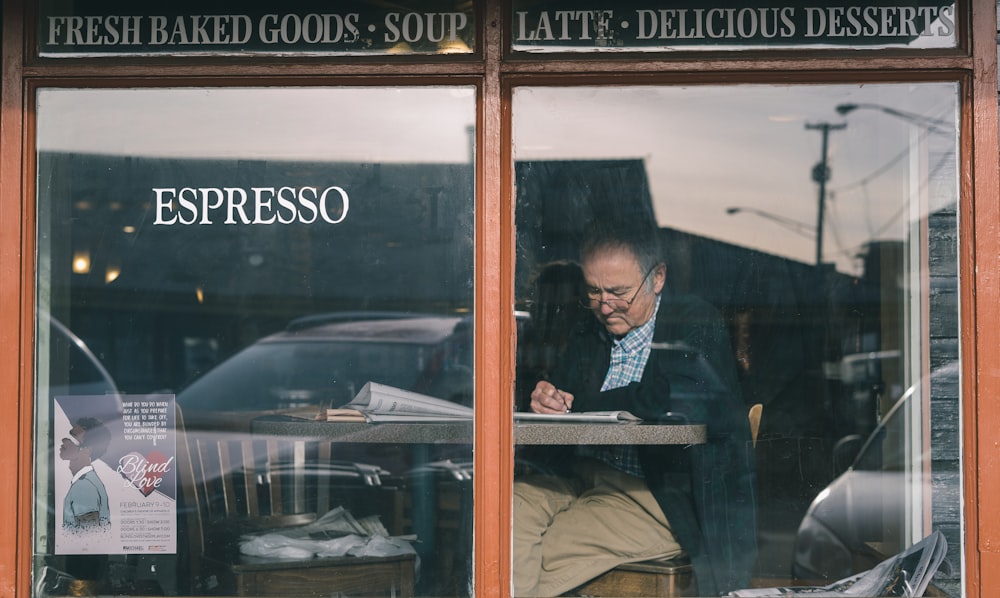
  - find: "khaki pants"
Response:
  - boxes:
[512,459,683,597]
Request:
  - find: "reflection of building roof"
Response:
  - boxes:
[515,158,657,229]
[514,158,657,292]
[513,158,858,308]
[51,152,879,315]
[42,151,474,309]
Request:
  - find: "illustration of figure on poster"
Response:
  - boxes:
[59,415,113,531]
[54,394,177,556]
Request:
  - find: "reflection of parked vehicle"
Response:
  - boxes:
[793,361,960,583]
[177,312,473,431]
[45,313,119,398]
[834,350,902,440]
[174,313,475,594]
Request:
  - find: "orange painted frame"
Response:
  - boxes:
[967,0,1000,595]
[0,1,996,597]
[2,1,27,596]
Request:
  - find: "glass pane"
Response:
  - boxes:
[513,84,960,597]
[34,87,475,597]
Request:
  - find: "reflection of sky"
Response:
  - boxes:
[37,87,477,163]
[37,83,957,275]
[514,84,958,274]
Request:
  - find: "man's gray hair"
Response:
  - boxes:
[579,221,664,283]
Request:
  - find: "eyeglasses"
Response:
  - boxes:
[581,266,656,312]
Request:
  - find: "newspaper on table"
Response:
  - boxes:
[728,530,948,597]
[240,506,418,561]
[514,410,642,423]
[321,381,473,423]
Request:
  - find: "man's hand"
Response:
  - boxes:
[530,380,574,414]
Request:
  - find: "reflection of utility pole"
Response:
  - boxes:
[806,122,846,266]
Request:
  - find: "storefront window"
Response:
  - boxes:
[33,87,476,596]
[512,83,961,596]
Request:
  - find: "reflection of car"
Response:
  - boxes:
[45,313,119,398]
[176,312,473,431]
[174,311,474,520]
[834,350,902,440]
[792,361,960,583]
[175,312,475,592]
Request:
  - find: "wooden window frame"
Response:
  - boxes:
[0,1,996,596]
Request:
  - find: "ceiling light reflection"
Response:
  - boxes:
[72,251,91,274]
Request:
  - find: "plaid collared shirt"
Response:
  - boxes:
[579,295,661,477]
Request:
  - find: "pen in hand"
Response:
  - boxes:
[531,380,573,414]
[558,390,571,413]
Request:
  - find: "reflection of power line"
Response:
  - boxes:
[825,193,871,268]
[827,146,955,270]
[835,103,953,136]
[830,143,914,192]
[834,101,956,243]
[867,151,954,240]
[825,191,849,260]
[725,206,815,238]
[832,102,950,209]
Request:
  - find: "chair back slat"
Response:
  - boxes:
[239,440,261,517]
[317,441,333,514]
[193,438,222,521]
[174,405,204,589]
[215,440,240,517]
[291,440,307,514]
[265,439,284,515]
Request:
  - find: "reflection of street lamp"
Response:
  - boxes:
[835,103,952,135]
[725,207,815,239]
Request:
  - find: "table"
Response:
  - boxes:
[250,415,706,445]
[249,414,705,592]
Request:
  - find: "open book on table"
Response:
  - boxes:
[514,411,642,423]
[321,381,474,423]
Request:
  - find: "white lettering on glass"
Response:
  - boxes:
[259,13,361,44]
[513,10,614,42]
[152,186,350,226]
[384,12,468,43]
[514,6,952,44]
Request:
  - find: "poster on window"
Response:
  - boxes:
[54,394,177,555]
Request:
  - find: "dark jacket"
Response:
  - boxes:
[545,290,758,595]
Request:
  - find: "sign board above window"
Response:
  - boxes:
[37,0,956,57]
[511,0,956,52]
[37,0,475,57]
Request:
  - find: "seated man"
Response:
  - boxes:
[513,223,757,597]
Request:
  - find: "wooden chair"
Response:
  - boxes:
[572,555,697,597]
[572,404,765,597]
[175,406,415,597]
[749,403,763,448]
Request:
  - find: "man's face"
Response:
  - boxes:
[58,425,86,461]
[581,246,664,337]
